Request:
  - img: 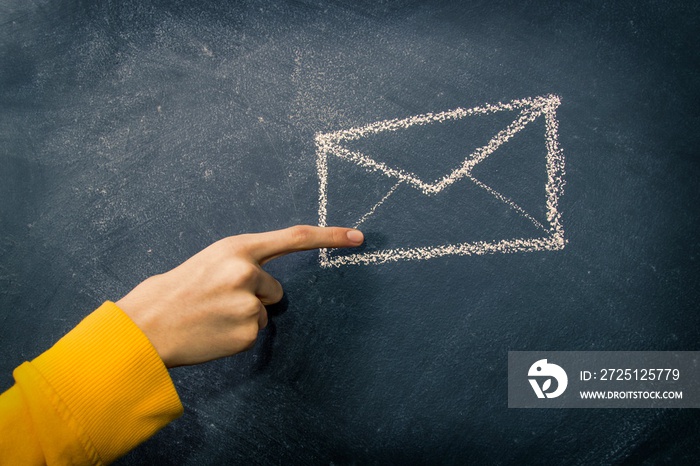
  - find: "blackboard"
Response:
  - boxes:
[2,0,699,464]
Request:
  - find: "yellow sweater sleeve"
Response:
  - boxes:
[0,301,184,465]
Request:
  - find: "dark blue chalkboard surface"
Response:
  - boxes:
[2,0,699,464]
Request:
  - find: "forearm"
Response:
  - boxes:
[0,302,183,465]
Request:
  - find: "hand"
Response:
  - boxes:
[116,225,364,367]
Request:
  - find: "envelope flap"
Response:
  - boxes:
[332,109,521,190]
[319,95,557,196]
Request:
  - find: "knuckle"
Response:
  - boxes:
[239,294,263,316]
[220,235,249,257]
[217,236,241,253]
[287,225,313,248]
[241,324,259,348]
[231,261,260,286]
[259,310,269,330]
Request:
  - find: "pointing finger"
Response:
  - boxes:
[237,225,364,265]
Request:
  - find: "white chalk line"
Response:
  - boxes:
[316,94,565,267]
[321,95,554,144]
[316,136,330,265]
[544,105,565,237]
[320,234,565,268]
[465,175,548,232]
[353,181,403,229]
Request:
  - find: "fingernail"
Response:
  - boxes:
[346,229,364,244]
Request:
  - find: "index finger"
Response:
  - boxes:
[238,225,364,265]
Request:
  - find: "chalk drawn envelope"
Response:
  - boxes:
[316,94,565,267]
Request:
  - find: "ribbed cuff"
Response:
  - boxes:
[31,301,183,464]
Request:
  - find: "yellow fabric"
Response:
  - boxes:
[0,301,183,465]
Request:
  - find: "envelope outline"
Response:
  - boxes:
[316,94,566,267]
